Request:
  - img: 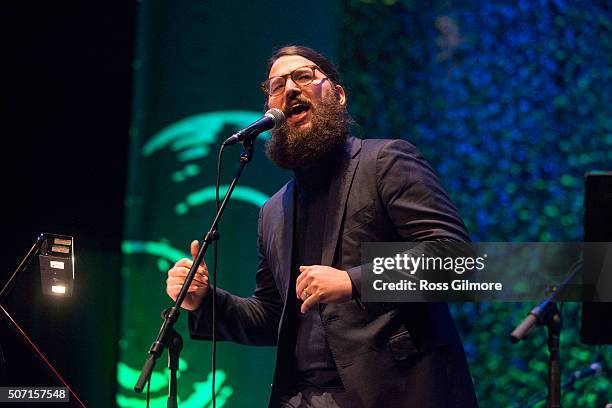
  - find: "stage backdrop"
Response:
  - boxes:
[116,1,337,407]
[337,1,611,407]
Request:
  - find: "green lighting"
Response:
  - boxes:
[117,360,232,408]
[142,111,272,159]
[560,174,577,187]
[178,147,209,162]
[117,360,176,393]
[175,185,270,215]
[172,164,202,183]
[543,205,559,217]
[156,258,171,273]
[122,240,188,264]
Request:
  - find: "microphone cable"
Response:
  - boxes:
[211,142,226,408]
[146,375,150,408]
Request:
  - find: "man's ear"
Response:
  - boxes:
[335,84,347,106]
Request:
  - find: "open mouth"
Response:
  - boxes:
[287,102,310,118]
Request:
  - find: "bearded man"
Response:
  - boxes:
[166,45,478,408]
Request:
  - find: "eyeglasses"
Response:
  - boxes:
[261,65,324,96]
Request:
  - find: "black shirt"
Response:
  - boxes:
[290,165,344,390]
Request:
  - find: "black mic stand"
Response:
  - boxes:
[0,234,46,303]
[134,140,256,405]
[162,308,183,408]
[0,233,87,407]
[511,260,582,408]
[546,303,562,408]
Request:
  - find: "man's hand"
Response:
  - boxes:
[296,265,352,314]
[166,240,209,311]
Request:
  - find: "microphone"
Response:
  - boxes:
[572,362,603,381]
[222,108,285,146]
[565,362,603,388]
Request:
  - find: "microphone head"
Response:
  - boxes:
[265,108,286,129]
[573,362,604,380]
[590,362,603,375]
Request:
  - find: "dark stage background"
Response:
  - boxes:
[2,2,134,407]
[2,1,611,407]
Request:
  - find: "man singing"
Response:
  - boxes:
[166,45,478,408]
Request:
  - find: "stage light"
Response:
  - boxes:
[1,233,86,406]
[38,234,74,298]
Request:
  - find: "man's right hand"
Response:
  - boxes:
[166,240,209,311]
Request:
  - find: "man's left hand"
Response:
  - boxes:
[296,265,352,314]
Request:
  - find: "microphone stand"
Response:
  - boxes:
[163,308,183,408]
[0,233,45,303]
[134,140,256,404]
[511,260,582,408]
[520,362,602,408]
[0,233,87,407]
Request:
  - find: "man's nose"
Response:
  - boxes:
[284,77,301,98]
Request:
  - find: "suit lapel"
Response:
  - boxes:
[276,179,295,301]
[321,138,362,266]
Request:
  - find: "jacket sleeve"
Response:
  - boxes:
[346,138,470,301]
[189,204,283,346]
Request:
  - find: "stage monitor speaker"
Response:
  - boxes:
[581,172,612,345]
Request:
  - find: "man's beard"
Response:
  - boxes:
[265,95,350,169]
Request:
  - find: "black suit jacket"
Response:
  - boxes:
[190,137,478,407]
